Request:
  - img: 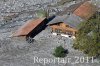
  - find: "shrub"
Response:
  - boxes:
[53,46,68,58]
[36,9,48,18]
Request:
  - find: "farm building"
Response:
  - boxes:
[12,1,96,39]
[48,1,96,39]
[74,1,96,20]
[49,22,77,39]
[13,18,48,38]
[48,14,82,39]
[12,15,55,39]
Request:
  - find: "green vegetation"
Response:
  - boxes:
[53,46,68,58]
[36,9,49,18]
[73,12,100,57]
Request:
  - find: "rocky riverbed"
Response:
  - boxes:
[0,0,100,66]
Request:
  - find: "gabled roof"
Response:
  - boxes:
[63,14,83,29]
[48,14,83,29]
[13,18,46,37]
[74,1,96,20]
[48,1,96,29]
[57,0,91,16]
[58,2,83,16]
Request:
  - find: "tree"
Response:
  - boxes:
[73,12,100,57]
[53,46,68,58]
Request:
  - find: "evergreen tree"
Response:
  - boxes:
[73,12,100,57]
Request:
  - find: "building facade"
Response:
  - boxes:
[49,22,77,39]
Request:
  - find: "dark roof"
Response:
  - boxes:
[63,14,83,29]
[48,1,95,29]
[48,14,83,29]
[57,2,84,16]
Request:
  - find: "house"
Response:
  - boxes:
[48,1,96,39]
[48,14,82,39]
[13,18,47,38]
[49,22,77,39]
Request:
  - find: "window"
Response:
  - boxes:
[55,29,62,33]
[66,32,73,35]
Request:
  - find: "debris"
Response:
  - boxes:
[3,13,18,22]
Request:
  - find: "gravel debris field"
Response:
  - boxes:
[0,0,100,66]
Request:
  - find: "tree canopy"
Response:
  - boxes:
[53,46,68,58]
[73,12,100,57]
